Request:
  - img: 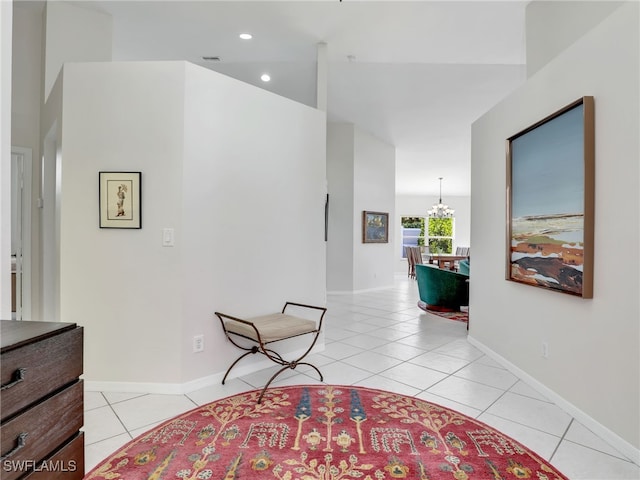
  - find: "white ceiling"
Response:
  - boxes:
[85,0,528,196]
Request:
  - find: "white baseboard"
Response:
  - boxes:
[83,379,190,395]
[84,344,325,395]
[327,284,395,295]
[467,335,640,466]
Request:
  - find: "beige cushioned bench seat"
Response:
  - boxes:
[215,301,327,403]
[224,313,317,343]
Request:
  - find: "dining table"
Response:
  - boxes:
[426,254,469,271]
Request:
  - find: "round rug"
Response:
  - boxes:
[418,302,469,323]
[85,385,567,479]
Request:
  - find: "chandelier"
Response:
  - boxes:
[428,177,455,218]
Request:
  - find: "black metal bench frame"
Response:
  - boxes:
[215,301,326,403]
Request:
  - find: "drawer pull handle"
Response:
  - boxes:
[0,432,28,461]
[1,368,26,391]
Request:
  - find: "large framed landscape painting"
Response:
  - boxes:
[506,96,594,298]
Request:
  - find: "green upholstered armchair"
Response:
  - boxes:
[416,264,469,312]
[458,259,470,275]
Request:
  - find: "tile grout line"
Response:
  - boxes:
[85,280,638,479]
[549,418,573,463]
[103,393,135,443]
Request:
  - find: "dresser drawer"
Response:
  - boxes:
[1,327,83,420]
[0,381,83,480]
[20,433,84,480]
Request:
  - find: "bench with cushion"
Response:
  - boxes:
[215,302,326,403]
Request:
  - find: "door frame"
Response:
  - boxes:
[11,146,32,320]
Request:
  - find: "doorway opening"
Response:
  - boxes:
[11,146,32,320]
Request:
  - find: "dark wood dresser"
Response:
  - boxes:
[1,321,84,480]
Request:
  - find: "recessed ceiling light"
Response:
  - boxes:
[239,33,252,40]
[260,74,271,82]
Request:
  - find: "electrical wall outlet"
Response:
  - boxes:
[193,334,204,353]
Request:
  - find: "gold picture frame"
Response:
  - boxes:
[506,97,594,297]
[362,211,389,243]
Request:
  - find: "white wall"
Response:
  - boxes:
[11,5,42,149]
[0,0,12,319]
[395,194,471,274]
[326,123,355,292]
[353,128,396,291]
[58,62,185,384]
[47,61,326,390]
[326,124,395,293]
[471,1,639,458]
[526,1,624,77]
[181,62,327,380]
[11,1,113,321]
[43,1,112,101]
[12,4,43,319]
[326,123,396,293]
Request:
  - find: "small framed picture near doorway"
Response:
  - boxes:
[99,171,142,229]
[362,211,389,243]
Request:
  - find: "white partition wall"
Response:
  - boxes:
[471,2,639,459]
[44,61,326,391]
[181,62,327,381]
[12,5,43,320]
[525,1,624,78]
[0,0,12,319]
[352,128,396,292]
[326,123,396,293]
[43,1,112,101]
[326,123,355,292]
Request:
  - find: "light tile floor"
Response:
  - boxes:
[84,276,640,479]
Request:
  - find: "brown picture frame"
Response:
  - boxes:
[362,211,389,243]
[506,96,594,298]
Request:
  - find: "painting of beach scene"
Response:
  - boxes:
[507,97,594,297]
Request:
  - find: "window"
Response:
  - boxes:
[401,216,455,257]
[400,217,425,258]
[427,217,454,254]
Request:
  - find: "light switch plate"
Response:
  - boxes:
[162,228,175,247]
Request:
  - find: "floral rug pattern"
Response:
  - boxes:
[85,385,567,480]
[428,310,469,323]
[418,302,469,323]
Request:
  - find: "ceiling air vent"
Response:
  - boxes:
[202,56,221,61]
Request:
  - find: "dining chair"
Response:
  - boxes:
[454,247,470,270]
[406,246,423,279]
[406,246,414,278]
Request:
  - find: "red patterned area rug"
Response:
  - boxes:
[85,385,567,480]
[429,310,468,323]
[418,301,469,323]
